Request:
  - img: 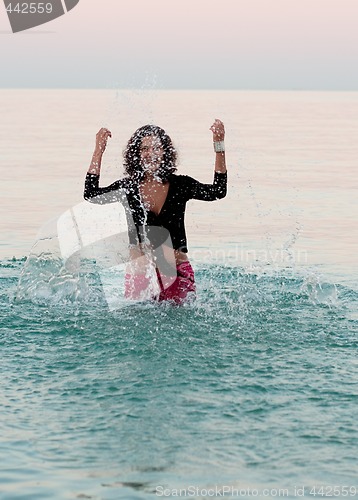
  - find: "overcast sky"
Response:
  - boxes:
[1,0,358,89]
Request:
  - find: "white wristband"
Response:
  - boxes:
[213,140,225,153]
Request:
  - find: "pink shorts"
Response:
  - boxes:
[124,261,196,305]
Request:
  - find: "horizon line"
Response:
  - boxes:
[1,87,358,92]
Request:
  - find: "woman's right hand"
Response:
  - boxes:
[95,128,112,155]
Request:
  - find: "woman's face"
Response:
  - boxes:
[140,135,164,174]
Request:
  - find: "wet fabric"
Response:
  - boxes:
[124,261,196,305]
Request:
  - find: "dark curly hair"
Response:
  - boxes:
[123,125,178,182]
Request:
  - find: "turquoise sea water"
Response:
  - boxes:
[1,258,358,499]
[1,90,357,498]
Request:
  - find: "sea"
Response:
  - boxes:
[0,89,357,499]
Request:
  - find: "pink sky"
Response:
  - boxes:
[1,0,357,88]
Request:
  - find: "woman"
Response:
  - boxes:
[84,120,227,304]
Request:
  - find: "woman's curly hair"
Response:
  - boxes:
[123,125,178,182]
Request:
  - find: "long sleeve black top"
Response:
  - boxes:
[84,171,227,252]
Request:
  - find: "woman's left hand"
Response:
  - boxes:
[210,119,225,141]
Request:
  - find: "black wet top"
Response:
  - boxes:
[84,171,227,252]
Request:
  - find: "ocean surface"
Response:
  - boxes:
[1,90,357,499]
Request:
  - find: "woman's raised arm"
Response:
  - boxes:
[84,128,126,204]
[87,128,112,175]
[210,119,226,174]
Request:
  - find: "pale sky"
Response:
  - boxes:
[1,0,358,89]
